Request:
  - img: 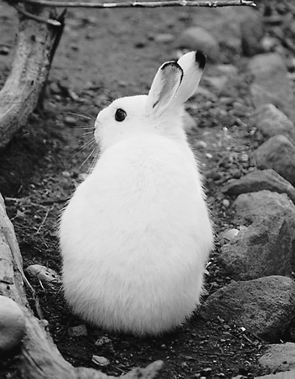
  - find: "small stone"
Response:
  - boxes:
[68,324,88,337]
[220,229,239,242]
[62,171,71,178]
[154,33,174,43]
[254,135,295,186]
[222,199,230,208]
[239,153,249,163]
[64,116,77,125]
[0,296,26,354]
[201,367,213,376]
[25,264,61,284]
[95,336,112,347]
[194,140,207,150]
[92,355,110,366]
[49,82,61,95]
[204,76,229,94]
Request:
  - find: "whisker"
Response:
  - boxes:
[79,147,97,171]
[67,111,94,121]
[72,138,96,158]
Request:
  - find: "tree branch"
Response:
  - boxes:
[6,0,256,9]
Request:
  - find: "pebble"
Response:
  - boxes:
[92,355,110,367]
[95,336,112,347]
[64,116,77,125]
[68,324,88,337]
[25,264,61,284]
[62,171,71,178]
[201,367,213,376]
[154,33,174,43]
[194,140,207,150]
[220,229,239,242]
[222,199,230,208]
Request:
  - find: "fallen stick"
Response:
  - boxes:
[6,0,256,9]
[0,6,65,149]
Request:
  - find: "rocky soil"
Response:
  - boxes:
[1,0,295,378]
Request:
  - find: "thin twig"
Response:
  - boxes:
[13,4,62,25]
[36,206,53,234]
[7,0,257,9]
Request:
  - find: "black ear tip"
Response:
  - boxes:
[195,51,206,70]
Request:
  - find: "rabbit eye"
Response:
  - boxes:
[115,108,127,122]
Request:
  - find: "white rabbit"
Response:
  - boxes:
[59,51,214,336]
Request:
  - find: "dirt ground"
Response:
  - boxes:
[0,0,292,378]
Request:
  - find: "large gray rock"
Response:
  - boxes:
[240,10,264,56]
[259,342,295,372]
[248,54,295,123]
[222,169,295,204]
[190,7,263,55]
[249,104,295,143]
[200,276,295,342]
[233,191,295,271]
[219,216,292,280]
[176,26,220,62]
[254,135,295,186]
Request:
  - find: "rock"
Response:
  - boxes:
[261,36,279,52]
[92,355,110,366]
[259,342,295,372]
[219,229,240,243]
[233,191,295,225]
[64,115,77,125]
[200,276,295,342]
[204,75,229,94]
[154,33,174,44]
[249,104,295,143]
[0,296,26,354]
[254,135,295,186]
[25,264,61,285]
[176,26,220,62]
[233,191,295,270]
[219,216,292,280]
[182,110,197,132]
[191,7,263,54]
[222,169,295,204]
[240,10,264,56]
[68,324,88,337]
[214,64,238,78]
[248,54,295,123]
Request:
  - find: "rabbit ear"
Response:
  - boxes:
[172,51,206,106]
[146,61,183,116]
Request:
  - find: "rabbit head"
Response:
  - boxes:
[94,51,206,152]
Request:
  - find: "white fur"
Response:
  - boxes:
[59,51,214,335]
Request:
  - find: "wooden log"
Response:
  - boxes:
[0,194,163,378]
[0,5,64,149]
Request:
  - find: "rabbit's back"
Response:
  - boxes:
[60,135,213,335]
